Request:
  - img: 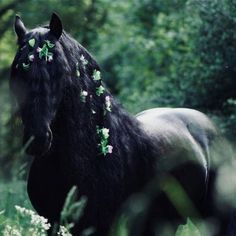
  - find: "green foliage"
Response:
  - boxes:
[0,182,94,236]
[175,218,202,236]
[60,186,87,230]
[110,215,129,236]
[161,176,199,219]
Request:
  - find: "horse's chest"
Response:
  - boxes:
[27,157,72,221]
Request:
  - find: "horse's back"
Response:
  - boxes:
[136,108,217,163]
[136,107,217,140]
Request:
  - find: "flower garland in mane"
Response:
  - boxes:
[76,54,113,156]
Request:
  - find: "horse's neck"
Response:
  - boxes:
[49,85,156,192]
[52,86,152,159]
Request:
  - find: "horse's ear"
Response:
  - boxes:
[49,13,63,39]
[14,15,27,41]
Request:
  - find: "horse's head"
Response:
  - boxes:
[10,13,69,156]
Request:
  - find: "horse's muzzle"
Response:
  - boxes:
[23,126,53,156]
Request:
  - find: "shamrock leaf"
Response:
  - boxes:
[44,40,55,48]
[37,43,53,62]
[96,85,105,96]
[93,70,101,81]
[22,63,30,70]
[28,38,36,48]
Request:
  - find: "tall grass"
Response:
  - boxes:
[0,180,206,236]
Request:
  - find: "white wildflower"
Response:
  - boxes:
[3,225,22,236]
[36,47,42,52]
[28,54,35,62]
[82,90,88,96]
[15,205,51,231]
[107,145,113,154]
[57,225,72,236]
[80,55,88,67]
[101,128,109,139]
[30,214,51,230]
[105,96,112,112]
[48,55,53,62]
[80,90,88,102]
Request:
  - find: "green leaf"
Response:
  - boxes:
[175,218,202,236]
[60,186,87,228]
[76,62,80,77]
[44,40,55,48]
[96,85,105,96]
[28,38,35,48]
[93,70,101,81]
[111,215,129,236]
[22,63,30,70]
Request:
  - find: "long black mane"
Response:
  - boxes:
[53,29,156,181]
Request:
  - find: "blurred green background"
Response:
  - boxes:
[0,0,236,183]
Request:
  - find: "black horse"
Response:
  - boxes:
[10,13,221,235]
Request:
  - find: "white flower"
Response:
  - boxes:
[48,55,53,62]
[101,128,109,139]
[105,96,112,112]
[82,90,88,96]
[80,90,88,103]
[36,47,42,52]
[28,54,35,62]
[3,225,22,236]
[80,55,88,66]
[107,145,113,154]
[30,214,51,230]
[15,205,51,231]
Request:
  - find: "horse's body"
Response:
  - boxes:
[27,107,217,235]
[10,14,222,236]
